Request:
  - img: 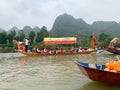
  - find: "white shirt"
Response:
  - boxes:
[25,39,29,45]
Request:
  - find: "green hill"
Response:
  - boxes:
[50,13,120,37]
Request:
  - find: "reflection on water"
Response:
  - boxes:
[0,52,120,90]
[17,57,27,74]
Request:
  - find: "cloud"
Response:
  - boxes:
[0,0,120,30]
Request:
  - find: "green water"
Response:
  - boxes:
[0,52,120,90]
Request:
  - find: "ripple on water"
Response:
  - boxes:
[0,53,120,90]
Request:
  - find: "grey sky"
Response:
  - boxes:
[0,0,120,30]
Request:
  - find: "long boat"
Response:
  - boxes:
[105,47,120,54]
[20,50,94,57]
[76,61,120,85]
[17,37,96,57]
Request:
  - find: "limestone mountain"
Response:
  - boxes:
[50,13,91,37]
[22,26,40,36]
[7,26,40,37]
[22,26,33,36]
[33,26,41,33]
[8,26,19,34]
[50,13,120,37]
[90,21,120,36]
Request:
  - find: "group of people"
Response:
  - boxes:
[12,32,99,53]
[30,46,93,55]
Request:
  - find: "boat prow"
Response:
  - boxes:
[76,61,120,85]
[105,47,120,54]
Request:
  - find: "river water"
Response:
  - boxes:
[0,51,120,90]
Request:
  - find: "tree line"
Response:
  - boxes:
[0,26,49,52]
[1,26,48,43]
[0,26,114,52]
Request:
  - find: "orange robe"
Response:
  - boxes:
[90,36,98,49]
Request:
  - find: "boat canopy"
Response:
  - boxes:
[44,37,76,45]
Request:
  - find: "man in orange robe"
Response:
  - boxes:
[90,32,98,50]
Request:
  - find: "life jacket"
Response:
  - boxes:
[105,61,120,72]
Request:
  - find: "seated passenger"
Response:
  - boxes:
[48,49,52,54]
[43,47,48,53]
[59,48,64,54]
[35,48,41,53]
[53,48,57,54]
[82,48,87,52]
[77,47,82,52]
[68,47,74,53]
[31,47,36,52]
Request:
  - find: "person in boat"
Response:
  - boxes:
[48,48,53,54]
[90,32,98,50]
[108,37,120,48]
[52,48,57,54]
[59,47,64,54]
[24,38,29,52]
[77,47,82,53]
[68,46,74,53]
[81,48,87,52]
[43,47,48,53]
[35,47,41,53]
[31,47,36,52]
[55,48,59,54]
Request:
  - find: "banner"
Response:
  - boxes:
[44,37,76,45]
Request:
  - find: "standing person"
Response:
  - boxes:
[25,38,29,52]
[90,32,98,50]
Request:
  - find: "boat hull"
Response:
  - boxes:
[105,47,120,54]
[21,50,94,57]
[76,62,120,85]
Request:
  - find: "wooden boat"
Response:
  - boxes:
[21,50,94,57]
[105,47,120,54]
[76,61,120,85]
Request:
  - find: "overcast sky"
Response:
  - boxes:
[0,0,120,30]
